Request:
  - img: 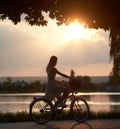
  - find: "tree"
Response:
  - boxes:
[0,0,120,82]
[109,27,120,84]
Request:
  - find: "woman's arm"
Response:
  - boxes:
[56,68,71,79]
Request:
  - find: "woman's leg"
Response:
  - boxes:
[55,88,69,106]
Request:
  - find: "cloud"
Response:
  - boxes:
[58,30,110,67]
[0,19,112,76]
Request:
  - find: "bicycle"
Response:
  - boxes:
[29,78,89,124]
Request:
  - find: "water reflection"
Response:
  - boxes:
[109,95,120,111]
[89,95,110,112]
[0,92,120,113]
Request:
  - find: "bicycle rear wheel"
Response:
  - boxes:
[70,97,89,122]
[29,97,53,124]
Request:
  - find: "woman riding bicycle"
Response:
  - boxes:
[45,55,71,107]
[30,56,89,124]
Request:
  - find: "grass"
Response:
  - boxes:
[0,111,31,122]
[0,110,120,122]
[89,111,120,119]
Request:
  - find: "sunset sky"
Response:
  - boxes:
[0,18,112,77]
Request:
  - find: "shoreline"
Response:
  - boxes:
[0,111,120,122]
[0,91,120,95]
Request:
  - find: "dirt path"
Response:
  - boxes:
[0,119,120,129]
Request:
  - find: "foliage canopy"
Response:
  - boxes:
[0,0,120,28]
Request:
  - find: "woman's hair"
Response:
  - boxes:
[46,55,57,72]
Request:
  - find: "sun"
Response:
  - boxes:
[65,21,87,42]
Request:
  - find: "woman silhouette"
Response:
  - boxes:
[45,55,71,106]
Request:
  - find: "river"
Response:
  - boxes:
[0,92,120,113]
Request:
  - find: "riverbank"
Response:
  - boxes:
[1,76,120,93]
[0,111,120,122]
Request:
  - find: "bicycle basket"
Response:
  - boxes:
[69,79,81,92]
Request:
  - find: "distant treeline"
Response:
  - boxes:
[0,77,45,93]
[0,76,119,93]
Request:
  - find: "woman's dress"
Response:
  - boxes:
[45,67,65,99]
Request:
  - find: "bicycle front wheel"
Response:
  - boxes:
[29,98,53,124]
[70,97,89,123]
